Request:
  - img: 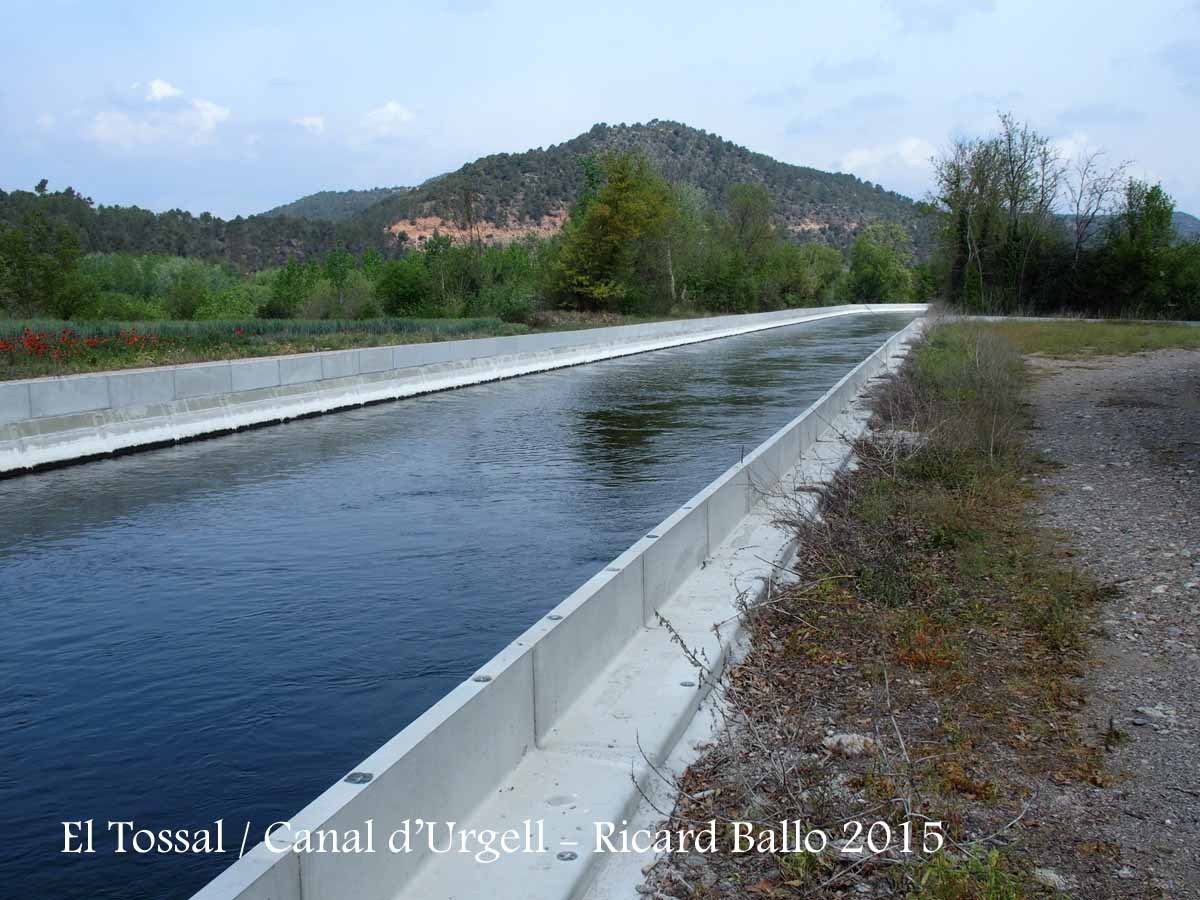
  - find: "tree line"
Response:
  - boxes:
[0,155,930,324]
[930,113,1199,318]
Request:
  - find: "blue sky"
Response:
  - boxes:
[2,0,1198,217]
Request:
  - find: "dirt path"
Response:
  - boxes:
[1027,349,1200,897]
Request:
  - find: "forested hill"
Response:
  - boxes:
[0,185,400,271]
[348,120,936,256]
[1175,212,1200,241]
[261,187,410,222]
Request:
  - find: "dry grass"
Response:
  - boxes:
[967,319,1200,358]
[643,323,1110,898]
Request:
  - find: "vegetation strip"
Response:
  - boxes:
[640,321,1131,898]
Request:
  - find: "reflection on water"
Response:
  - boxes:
[0,313,914,899]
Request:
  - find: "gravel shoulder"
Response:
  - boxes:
[1026,348,1200,897]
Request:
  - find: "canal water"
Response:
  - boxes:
[0,312,915,898]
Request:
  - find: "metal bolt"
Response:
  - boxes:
[344,772,373,785]
[472,675,492,683]
[557,851,578,861]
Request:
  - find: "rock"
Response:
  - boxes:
[1134,704,1176,721]
[822,733,878,758]
[1033,867,1073,890]
[1116,865,1137,880]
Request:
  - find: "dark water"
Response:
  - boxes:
[0,313,913,899]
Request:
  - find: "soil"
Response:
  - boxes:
[1023,349,1200,898]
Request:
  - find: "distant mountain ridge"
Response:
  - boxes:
[340,120,936,256]
[262,187,411,222]
[1175,211,1200,241]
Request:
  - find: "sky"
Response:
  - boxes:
[2,0,1198,218]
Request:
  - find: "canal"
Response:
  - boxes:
[0,311,915,898]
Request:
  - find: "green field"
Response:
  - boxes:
[0,317,529,381]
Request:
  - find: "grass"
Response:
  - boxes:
[0,316,533,380]
[648,322,1112,897]
[0,307,767,381]
[966,318,1200,358]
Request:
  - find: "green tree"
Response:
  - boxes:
[1100,180,1177,313]
[847,222,914,301]
[552,151,674,311]
[725,183,775,263]
[0,209,88,316]
[324,247,353,309]
[264,258,307,318]
[376,255,431,315]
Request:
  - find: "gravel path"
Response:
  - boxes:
[1028,349,1200,898]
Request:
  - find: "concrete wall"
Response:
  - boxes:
[190,314,926,900]
[0,304,925,475]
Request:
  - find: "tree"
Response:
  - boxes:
[725,183,775,263]
[847,222,913,301]
[376,255,430,316]
[931,113,1063,311]
[1099,180,1177,313]
[1065,150,1127,272]
[551,151,675,312]
[0,208,88,316]
[324,247,353,309]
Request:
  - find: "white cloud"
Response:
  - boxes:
[190,98,230,133]
[292,115,326,135]
[1052,131,1095,163]
[362,101,415,138]
[839,136,936,197]
[146,78,183,102]
[842,136,935,173]
[89,98,230,149]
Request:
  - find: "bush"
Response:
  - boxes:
[194,285,259,320]
[74,291,169,321]
[377,256,431,316]
[299,279,338,319]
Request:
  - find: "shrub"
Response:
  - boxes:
[74,291,169,321]
[194,285,259,320]
[377,256,431,316]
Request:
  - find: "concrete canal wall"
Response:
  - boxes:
[190,314,926,900]
[0,304,924,475]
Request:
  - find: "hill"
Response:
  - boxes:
[347,120,936,256]
[0,184,400,271]
[262,187,411,222]
[1175,211,1200,241]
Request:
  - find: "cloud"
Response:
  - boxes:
[292,115,325,135]
[842,136,935,173]
[191,99,230,132]
[810,56,895,83]
[882,0,995,34]
[146,78,183,102]
[89,97,230,149]
[1051,131,1098,163]
[361,101,415,138]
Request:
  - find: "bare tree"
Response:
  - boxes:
[1065,150,1128,271]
